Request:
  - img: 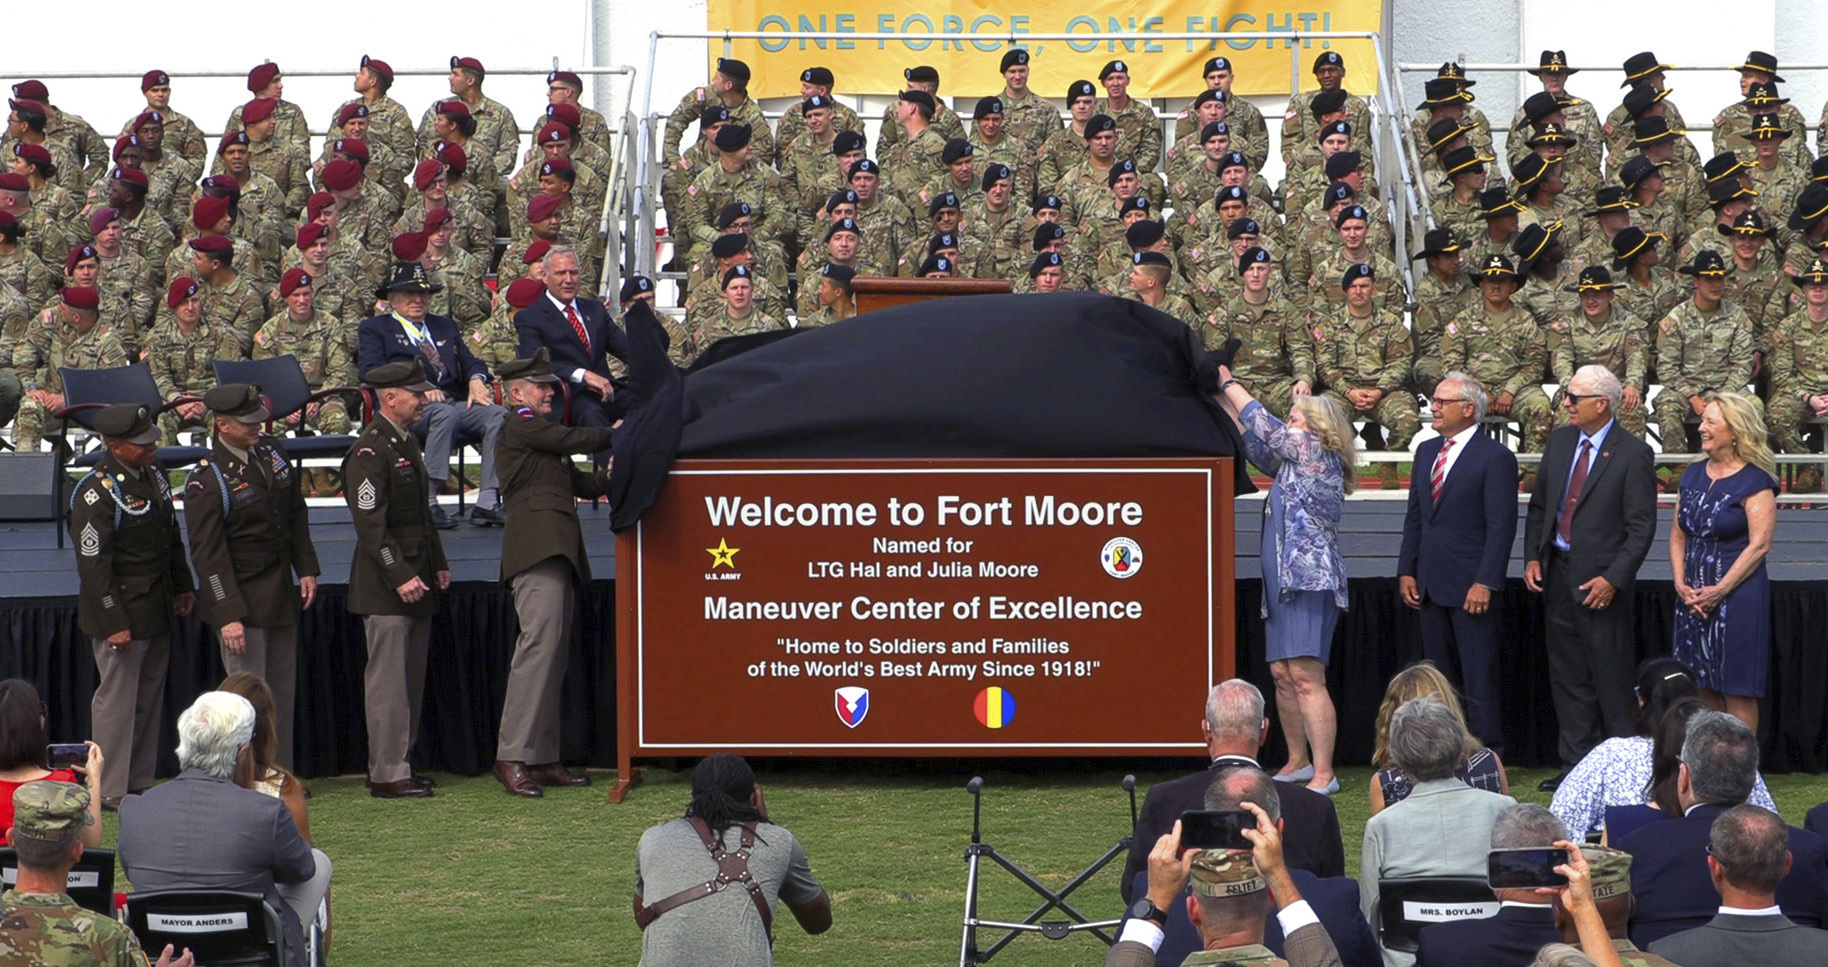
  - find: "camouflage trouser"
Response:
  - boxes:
[1239,377,1299,421]
[1319,388,1422,451]
[13,396,71,451]
[1550,386,1649,438]
[0,374,20,438]
[158,409,210,446]
[1485,385,1554,453]
[1766,394,1821,454]
[306,398,351,435]
[660,167,694,263]
[1654,392,1764,455]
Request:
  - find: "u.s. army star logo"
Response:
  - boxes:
[79,523,100,557]
[356,479,378,510]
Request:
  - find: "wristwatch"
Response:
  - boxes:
[1128,898,1169,927]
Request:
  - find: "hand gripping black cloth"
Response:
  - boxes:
[608,292,1253,529]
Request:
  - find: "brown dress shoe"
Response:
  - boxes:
[370,778,433,799]
[494,760,544,798]
[101,796,124,812]
[528,762,591,787]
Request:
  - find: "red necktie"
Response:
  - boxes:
[565,304,589,353]
[1558,440,1593,544]
[1430,437,1454,504]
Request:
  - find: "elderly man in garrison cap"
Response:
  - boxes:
[182,384,321,769]
[68,403,195,808]
[1,781,195,966]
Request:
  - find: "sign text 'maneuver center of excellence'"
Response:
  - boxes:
[618,459,1235,756]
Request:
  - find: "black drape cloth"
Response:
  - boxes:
[4,580,1825,779]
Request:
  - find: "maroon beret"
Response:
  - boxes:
[436,99,470,119]
[0,172,31,191]
[8,98,46,117]
[359,55,393,81]
[61,286,100,311]
[13,142,53,170]
[528,194,564,224]
[216,131,251,155]
[422,207,453,232]
[336,102,370,128]
[505,276,545,309]
[545,103,582,130]
[390,232,428,261]
[539,157,573,176]
[296,221,327,250]
[450,56,486,78]
[65,244,98,277]
[202,174,240,194]
[192,195,231,231]
[0,211,17,238]
[241,97,277,125]
[141,70,169,92]
[305,192,335,221]
[537,122,572,144]
[279,268,313,297]
[523,239,552,265]
[333,138,369,163]
[166,277,199,308]
[321,159,362,191]
[132,111,164,131]
[110,167,149,189]
[87,207,121,235]
[433,140,467,173]
[12,80,48,102]
[248,63,281,93]
[413,158,444,190]
[547,70,583,90]
[111,134,142,161]
[188,234,233,257]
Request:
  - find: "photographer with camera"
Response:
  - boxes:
[0,679,102,847]
[633,754,832,967]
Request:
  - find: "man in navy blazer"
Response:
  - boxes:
[1136,766,1379,967]
[513,245,628,441]
[358,260,508,527]
[1619,712,1828,947]
[1522,364,1656,790]
[1650,804,1828,967]
[1414,804,1567,967]
[1122,680,1345,905]
[1398,372,1519,748]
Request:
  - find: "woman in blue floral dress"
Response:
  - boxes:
[1669,392,1778,732]
[1214,363,1356,795]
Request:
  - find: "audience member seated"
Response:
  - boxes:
[1107,799,1345,967]
[634,754,832,965]
[2,782,194,967]
[118,691,318,966]
[0,679,101,848]
[512,244,627,439]
[1124,678,1345,904]
[1650,805,1828,967]
[1601,697,1775,844]
[1367,662,1507,815]
[1361,697,1517,967]
[1415,804,1567,967]
[1147,765,1381,967]
[219,672,331,943]
[1555,846,1682,966]
[1617,710,1828,947]
[1555,659,1776,840]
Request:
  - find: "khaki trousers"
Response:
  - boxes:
[90,635,170,799]
[497,559,574,763]
[361,615,431,783]
[220,625,299,770]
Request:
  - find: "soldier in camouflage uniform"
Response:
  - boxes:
[1037,81,1099,196]
[849,161,917,274]
[3,100,85,198]
[879,91,950,206]
[209,145,288,282]
[1714,55,1810,166]
[319,161,392,292]
[798,262,858,329]
[1513,221,1584,337]
[778,96,842,231]
[119,115,198,229]
[1173,58,1269,170]
[685,233,790,318]
[993,49,1061,154]
[416,57,519,202]
[1462,187,1526,278]
[795,218,881,316]
[1715,212,1787,356]
[12,286,128,450]
[1766,259,1828,490]
[1630,117,1708,227]
[224,64,309,158]
[1205,246,1313,420]
[967,97,1036,206]
[1440,254,1553,452]
[256,268,355,436]
[915,142,985,218]
[1164,95,1227,184]
[773,67,863,164]
[506,126,602,237]
[1282,51,1372,167]
[330,56,416,179]
[9,143,86,260]
[1305,206,1404,317]
[1511,51,1606,169]
[142,278,239,444]
[121,70,206,172]
[1676,179,1756,267]
[1604,53,1694,156]
[794,192,863,277]
[681,124,799,257]
[1743,113,1808,217]
[422,103,501,217]
[292,222,370,351]
[1316,263,1419,461]
[0,172,60,269]
[398,159,492,265]
[1431,146,1495,239]
[1413,76,1495,174]
[1608,227,1683,346]
[0,208,55,310]
[1551,267,1649,437]
[1092,60,1161,173]
[1781,184,1828,281]
[229,102,310,218]
[162,196,260,300]
[663,59,774,191]
[1569,187,1641,276]
[1409,229,1475,392]
[316,117,404,214]
[685,265,783,352]
[11,79,105,179]
[963,164,1026,281]
[792,132,868,250]
[0,781,171,967]
[98,168,177,277]
[470,277,546,373]
[170,235,265,354]
[1507,92,1603,195]
[63,238,154,357]
[421,213,491,334]
[880,65,965,156]
[897,199,967,278]
[1126,251,1196,323]
[689,202,788,295]
[1654,251,1760,457]
[1513,155,1585,254]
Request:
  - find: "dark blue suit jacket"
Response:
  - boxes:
[1619,802,1828,947]
[512,293,627,382]
[1415,902,1559,967]
[1133,868,1381,967]
[1398,428,1518,605]
[357,312,490,396]
[1809,801,1828,839]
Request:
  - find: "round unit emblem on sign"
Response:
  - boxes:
[1100,537,1143,579]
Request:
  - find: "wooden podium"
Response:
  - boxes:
[852,276,1011,314]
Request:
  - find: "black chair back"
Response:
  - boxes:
[0,845,116,915]
[212,355,314,420]
[1376,876,1498,952]
[125,890,285,967]
[57,363,165,430]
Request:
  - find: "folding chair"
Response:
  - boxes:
[1375,876,1499,953]
[0,846,115,915]
[125,890,288,967]
[211,355,366,471]
[51,363,209,548]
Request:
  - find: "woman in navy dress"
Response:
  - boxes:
[1669,392,1778,732]
[1214,364,1355,795]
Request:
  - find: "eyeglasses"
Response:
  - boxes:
[1429,397,1471,407]
[1565,393,1603,405]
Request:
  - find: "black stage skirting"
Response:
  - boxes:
[4,579,1824,779]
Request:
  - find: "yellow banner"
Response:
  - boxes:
[701,1,1382,100]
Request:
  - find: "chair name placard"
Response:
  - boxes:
[146,912,251,932]
[1400,901,1499,923]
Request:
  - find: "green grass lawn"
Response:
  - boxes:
[91,764,1828,967]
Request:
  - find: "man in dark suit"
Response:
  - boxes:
[1807,801,1828,839]
[1619,711,1828,947]
[1139,766,1380,967]
[118,691,318,965]
[1523,364,1657,791]
[1123,679,1345,905]
[1399,372,1519,749]
[1110,799,1345,967]
[1650,804,1828,967]
[512,244,628,443]
[1415,804,1567,967]
[183,384,320,771]
[358,260,508,528]
[490,349,613,798]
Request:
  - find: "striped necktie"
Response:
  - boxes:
[1430,437,1455,504]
